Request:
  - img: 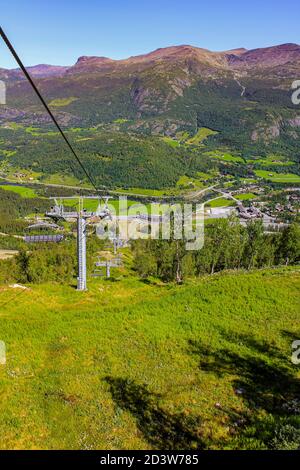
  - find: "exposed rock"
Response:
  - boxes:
[288,117,300,127]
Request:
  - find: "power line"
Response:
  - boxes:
[0,26,99,193]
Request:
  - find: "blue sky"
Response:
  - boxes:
[1,0,299,68]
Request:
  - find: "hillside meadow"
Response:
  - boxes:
[0,267,299,450]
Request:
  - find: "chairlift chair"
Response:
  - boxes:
[24,220,64,243]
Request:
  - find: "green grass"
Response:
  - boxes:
[254,170,300,184]
[48,97,78,107]
[206,152,245,163]
[207,193,256,208]
[0,267,299,450]
[113,119,129,124]
[0,150,16,157]
[62,198,140,213]
[162,137,180,148]
[42,174,90,187]
[62,198,172,216]
[207,198,235,208]
[25,126,42,135]
[247,155,294,167]
[236,193,257,201]
[196,172,217,181]
[0,185,38,199]
[186,128,218,145]
[241,178,258,184]
[176,175,205,190]
[4,122,24,130]
[0,166,42,183]
[176,131,190,142]
[116,187,168,197]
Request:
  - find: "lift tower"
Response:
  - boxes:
[77,210,88,291]
[46,196,111,291]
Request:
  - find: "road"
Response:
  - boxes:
[234,76,246,97]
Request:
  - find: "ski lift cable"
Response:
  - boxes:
[0,26,99,194]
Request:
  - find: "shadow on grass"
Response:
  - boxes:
[281,329,299,343]
[188,331,300,448]
[105,377,207,450]
[189,334,299,414]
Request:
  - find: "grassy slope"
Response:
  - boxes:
[254,170,300,183]
[0,185,38,199]
[0,268,299,450]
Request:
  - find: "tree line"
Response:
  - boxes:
[0,217,298,286]
[132,218,300,283]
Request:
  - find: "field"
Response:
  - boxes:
[186,128,218,145]
[1,119,299,195]
[0,185,38,199]
[116,187,169,197]
[247,155,294,167]
[48,97,78,107]
[204,151,245,164]
[235,193,257,201]
[162,137,180,148]
[254,170,300,184]
[207,193,256,208]
[0,267,299,450]
[207,198,234,208]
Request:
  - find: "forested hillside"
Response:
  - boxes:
[0,43,300,190]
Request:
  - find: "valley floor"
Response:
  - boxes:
[0,267,299,450]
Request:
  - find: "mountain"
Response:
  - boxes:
[13,64,69,78]
[5,43,300,76]
[227,43,300,69]
[1,43,300,153]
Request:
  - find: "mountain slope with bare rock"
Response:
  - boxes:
[1,43,300,154]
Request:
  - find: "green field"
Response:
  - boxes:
[62,198,174,216]
[205,151,244,164]
[176,175,206,190]
[207,198,234,208]
[236,193,257,201]
[0,150,16,157]
[255,170,300,183]
[113,119,129,124]
[186,128,218,145]
[48,97,78,107]
[62,197,149,213]
[0,185,38,199]
[116,187,168,197]
[42,173,89,187]
[0,268,299,450]
[162,137,180,148]
[247,155,294,167]
[206,193,256,208]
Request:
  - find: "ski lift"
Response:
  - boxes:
[24,221,64,243]
[89,196,113,224]
[92,253,123,278]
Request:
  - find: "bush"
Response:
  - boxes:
[270,424,300,450]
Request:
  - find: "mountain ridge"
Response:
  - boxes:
[1,42,300,156]
[3,42,300,77]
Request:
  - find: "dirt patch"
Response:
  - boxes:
[0,250,18,260]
